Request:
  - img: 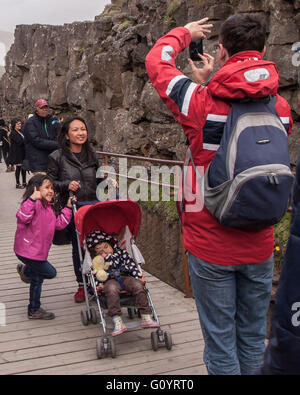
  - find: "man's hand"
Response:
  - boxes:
[184,18,213,41]
[188,53,215,84]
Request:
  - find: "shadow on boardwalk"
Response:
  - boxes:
[0,162,206,375]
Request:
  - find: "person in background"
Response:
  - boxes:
[0,119,12,172]
[259,156,300,375]
[22,99,60,174]
[8,118,27,188]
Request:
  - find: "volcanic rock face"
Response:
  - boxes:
[0,0,299,163]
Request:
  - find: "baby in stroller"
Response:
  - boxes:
[86,230,159,336]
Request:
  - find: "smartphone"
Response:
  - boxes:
[189,39,204,61]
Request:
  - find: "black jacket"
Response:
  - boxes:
[0,127,10,153]
[7,129,25,165]
[47,148,99,206]
[260,158,300,375]
[23,113,60,172]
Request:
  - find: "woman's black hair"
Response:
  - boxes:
[11,118,23,131]
[22,174,56,210]
[57,116,95,164]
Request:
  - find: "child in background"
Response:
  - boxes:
[14,174,73,320]
[86,230,159,336]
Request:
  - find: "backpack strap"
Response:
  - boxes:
[180,146,205,213]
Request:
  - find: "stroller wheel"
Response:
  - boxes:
[164,331,173,350]
[96,338,103,359]
[151,331,159,351]
[90,308,98,325]
[109,337,117,358]
[81,309,89,326]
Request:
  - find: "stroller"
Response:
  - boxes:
[73,199,173,359]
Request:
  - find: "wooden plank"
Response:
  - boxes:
[0,161,205,375]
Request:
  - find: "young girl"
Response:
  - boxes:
[14,174,73,320]
[86,230,159,336]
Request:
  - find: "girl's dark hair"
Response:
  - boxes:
[22,174,55,209]
[220,13,266,57]
[57,116,95,164]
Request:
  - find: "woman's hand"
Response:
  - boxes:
[68,180,81,192]
[188,52,215,84]
[31,186,42,201]
[184,18,213,41]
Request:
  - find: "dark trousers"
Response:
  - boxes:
[16,254,57,314]
[15,165,27,185]
[104,276,151,317]
[67,216,83,285]
[1,147,9,165]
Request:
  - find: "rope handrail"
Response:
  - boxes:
[96,149,192,298]
[96,150,184,167]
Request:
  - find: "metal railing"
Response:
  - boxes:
[96,150,192,298]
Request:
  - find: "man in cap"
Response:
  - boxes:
[23,99,61,173]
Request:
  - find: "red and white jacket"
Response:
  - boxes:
[146,27,293,265]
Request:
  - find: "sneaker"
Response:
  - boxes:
[28,307,55,320]
[16,263,30,284]
[141,314,160,328]
[74,286,85,303]
[112,315,127,336]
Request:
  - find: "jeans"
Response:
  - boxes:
[16,255,57,314]
[188,253,274,375]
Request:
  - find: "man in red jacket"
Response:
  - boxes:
[146,14,293,375]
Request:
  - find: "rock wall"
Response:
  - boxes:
[0,0,299,163]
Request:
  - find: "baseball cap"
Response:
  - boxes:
[34,99,49,109]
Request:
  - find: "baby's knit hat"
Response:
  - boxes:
[86,230,117,250]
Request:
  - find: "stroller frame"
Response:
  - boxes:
[72,199,172,359]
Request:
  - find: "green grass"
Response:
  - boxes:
[164,0,182,27]
[274,211,292,270]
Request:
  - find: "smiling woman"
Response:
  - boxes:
[47,116,101,303]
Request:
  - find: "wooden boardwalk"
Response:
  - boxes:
[0,162,206,375]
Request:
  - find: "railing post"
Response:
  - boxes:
[181,234,192,298]
[104,155,108,178]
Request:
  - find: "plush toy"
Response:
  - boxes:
[92,255,111,282]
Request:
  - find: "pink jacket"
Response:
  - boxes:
[14,198,72,261]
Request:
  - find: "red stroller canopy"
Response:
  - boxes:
[74,199,142,246]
